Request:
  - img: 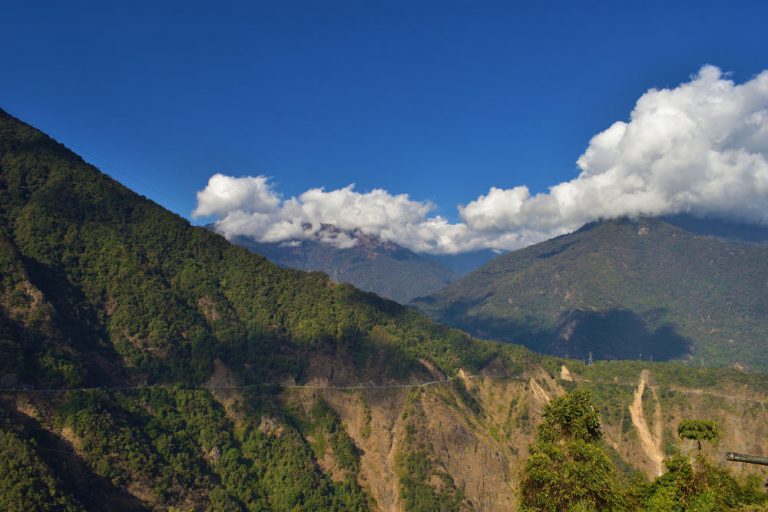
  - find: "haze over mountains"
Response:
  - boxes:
[5,109,768,511]
[226,226,499,303]
[414,215,768,370]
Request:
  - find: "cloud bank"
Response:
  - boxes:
[195,65,768,254]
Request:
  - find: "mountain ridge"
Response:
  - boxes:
[413,215,768,370]
[228,227,458,304]
[223,226,502,304]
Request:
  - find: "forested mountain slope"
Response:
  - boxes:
[0,106,495,510]
[3,108,768,511]
[413,217,768,370]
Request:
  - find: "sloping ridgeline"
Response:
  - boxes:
[413,217,768,370]
[0,107,498,511]
[4,109,768,512]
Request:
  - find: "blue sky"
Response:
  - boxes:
[3,1,768,252]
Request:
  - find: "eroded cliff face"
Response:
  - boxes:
[277,360,768,512]
[7,356,768,512]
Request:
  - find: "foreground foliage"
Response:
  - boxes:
[521,390,632,511]
[521,391,768,512]
[677,419,722,452]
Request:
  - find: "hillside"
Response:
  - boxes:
[420,248,502,276]
[230,230,457,304]
[3,108,768,511]
[413,217,768,370]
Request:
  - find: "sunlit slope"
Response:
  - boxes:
[0,107,500,391]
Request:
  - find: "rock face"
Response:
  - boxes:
[284,360,768,511]
[414,216,768,370]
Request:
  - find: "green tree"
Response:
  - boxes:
[537,388,602,443]
[643,418,766,510]
[644,454,767,511]
[520,389,626,511]
[678,419,721,452]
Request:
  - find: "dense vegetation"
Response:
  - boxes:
[521,391,768,512]
[0,417,81,511]
[413,216,768,370]
[521,390,633,511]
[0,107,506,391]
[0,107,516,510]
[0,385,376,511]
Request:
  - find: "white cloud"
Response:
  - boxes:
[195,66,768,254]
[192,174,280,218]
[461,65,768,236]
[195,178,478,253]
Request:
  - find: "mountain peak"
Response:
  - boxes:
[415,215,768,370]
[228,228,456,303]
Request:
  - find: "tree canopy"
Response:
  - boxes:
[521,390,628,511]
[677,419,722,451]
[521,394,767,512]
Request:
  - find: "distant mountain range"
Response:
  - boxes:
[227,227,500,304]
[413,216,768,370]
